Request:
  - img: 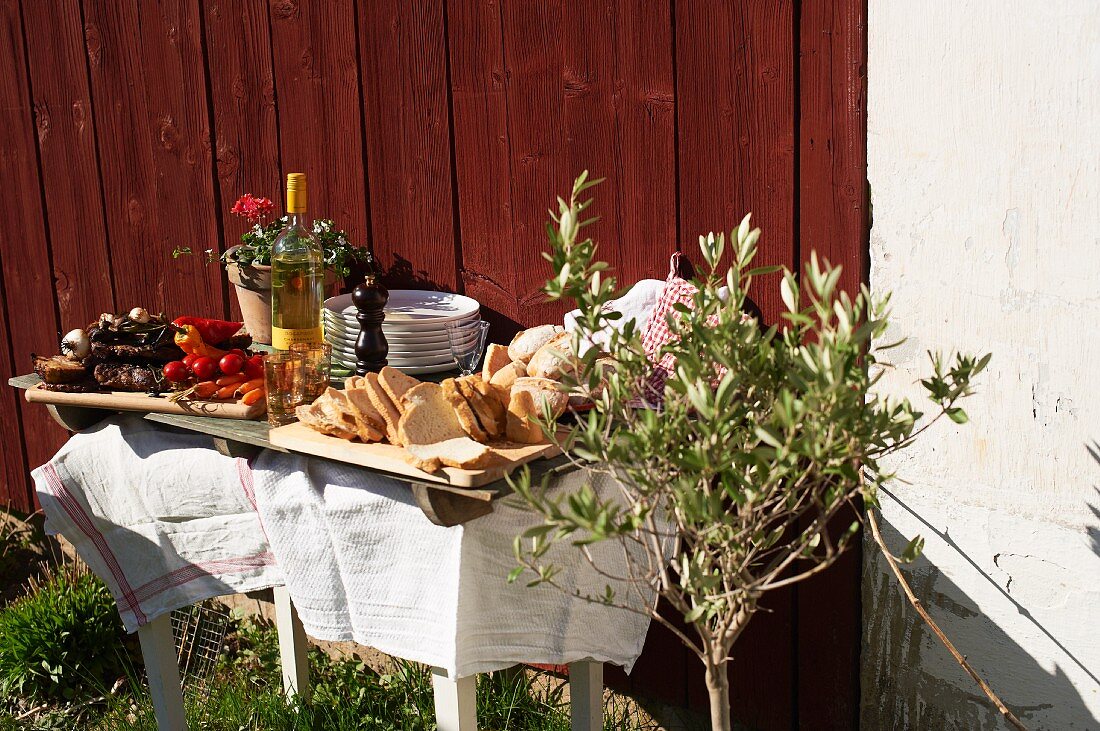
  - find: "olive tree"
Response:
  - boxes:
[508,173,991,731]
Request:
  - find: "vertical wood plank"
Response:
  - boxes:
[82,0,226,318]
[675,0,795,323]
[268,0,368,249]
[446,0,520,330]
[675,2,796,728]
[203,0,282,317]
[22,0,115,329]
[0,256,32,511]
[797,0,868,727]
[0,0,66,484]
[359,0,458,291]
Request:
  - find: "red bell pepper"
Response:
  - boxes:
[171,316,244,345]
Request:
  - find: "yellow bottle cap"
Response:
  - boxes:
[286,173,307,213]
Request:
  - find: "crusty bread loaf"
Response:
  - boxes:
[507,324,563,364]
[398,382,466,445]
[488,361,527,402]
[441,378,489,442]
[378,366,420,414]
[526,332,573,379]
[364,372,403,445]
[505,389,547,444]
[457,376,504,438]
[511,377,569,419]
[481,343,512,381]
[403,437,494,472]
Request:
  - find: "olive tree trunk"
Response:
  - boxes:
[704,662,732,731]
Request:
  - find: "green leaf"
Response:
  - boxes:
[946,407,968,424]
[900,535,925,563]
[507,566,525,584]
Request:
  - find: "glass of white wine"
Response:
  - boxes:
[264,352,305,427]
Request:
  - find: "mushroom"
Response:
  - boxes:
[127,307,151,324]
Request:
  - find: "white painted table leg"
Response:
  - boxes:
[136,614,187,731]
[431,666,478,731]
[273,586,310,701]
[569,660,603,731]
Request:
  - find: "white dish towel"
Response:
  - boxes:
[32,415,283,633]
[246,451,661,677]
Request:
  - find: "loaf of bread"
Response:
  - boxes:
[526,332,572,379]
[481,343,512,381]
[507,324,564,364]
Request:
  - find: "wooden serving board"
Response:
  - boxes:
[24,382,266,420]
[268,421,562,488]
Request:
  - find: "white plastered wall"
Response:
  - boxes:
[863,2,1099,729]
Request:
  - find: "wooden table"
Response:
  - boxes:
[9,372,603,731]
[9,373,569,527]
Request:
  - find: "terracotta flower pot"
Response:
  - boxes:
[225,251,340,346]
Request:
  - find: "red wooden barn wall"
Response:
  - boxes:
[0,1,866,727]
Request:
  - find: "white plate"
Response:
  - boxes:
[325,312,481,334]
[325,326,476,349]
[325,290,480,323]
[333,352,456,368]
[329,359,458,376]
[331,343,455,359]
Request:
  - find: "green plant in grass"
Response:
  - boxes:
[0,562,132,703]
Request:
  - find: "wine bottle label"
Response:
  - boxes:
[271,326,323,350]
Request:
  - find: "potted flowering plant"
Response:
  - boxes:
[175,194,370,344]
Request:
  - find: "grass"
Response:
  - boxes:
[1,609,654,730]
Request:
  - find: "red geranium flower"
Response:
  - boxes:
[231,194,275,223]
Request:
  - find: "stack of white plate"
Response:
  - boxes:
[323,290,481,374]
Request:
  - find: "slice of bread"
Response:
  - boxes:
[296,402,358,440]
[457,376,504,438]
[379,366,420,414]
[318,388,362,438]
[526,331,572,378]
[397,382,466,445]
[403,437,495,472]
[507,324,564,364]
[364,372,403,445]
[344,375,364,389]
[343,385,386,442]
[481,343,512,381]
[441,378,489,442]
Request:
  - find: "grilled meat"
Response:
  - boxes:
[93,363,161,392]
[87,313,183,363]
[41,379,101,393]
[32,354,88,384]
[88,340,182,363]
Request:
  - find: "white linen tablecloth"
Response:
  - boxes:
[32,415,659,676]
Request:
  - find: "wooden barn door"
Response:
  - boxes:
[0,0,866,726]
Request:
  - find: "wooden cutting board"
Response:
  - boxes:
[24,382,266,420]
[268,421,562,488]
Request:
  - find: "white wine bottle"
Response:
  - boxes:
[271,173,325,351]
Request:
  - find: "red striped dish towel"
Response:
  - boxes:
[32,414,283,632]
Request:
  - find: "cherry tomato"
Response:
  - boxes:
[162,361,191,384]
[243,354,265,380]
[191,355,218,381]
[228,348,247,359]
[219,353,245,376]
[182,353,201,368]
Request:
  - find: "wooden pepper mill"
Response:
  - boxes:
[352,256,388,375]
